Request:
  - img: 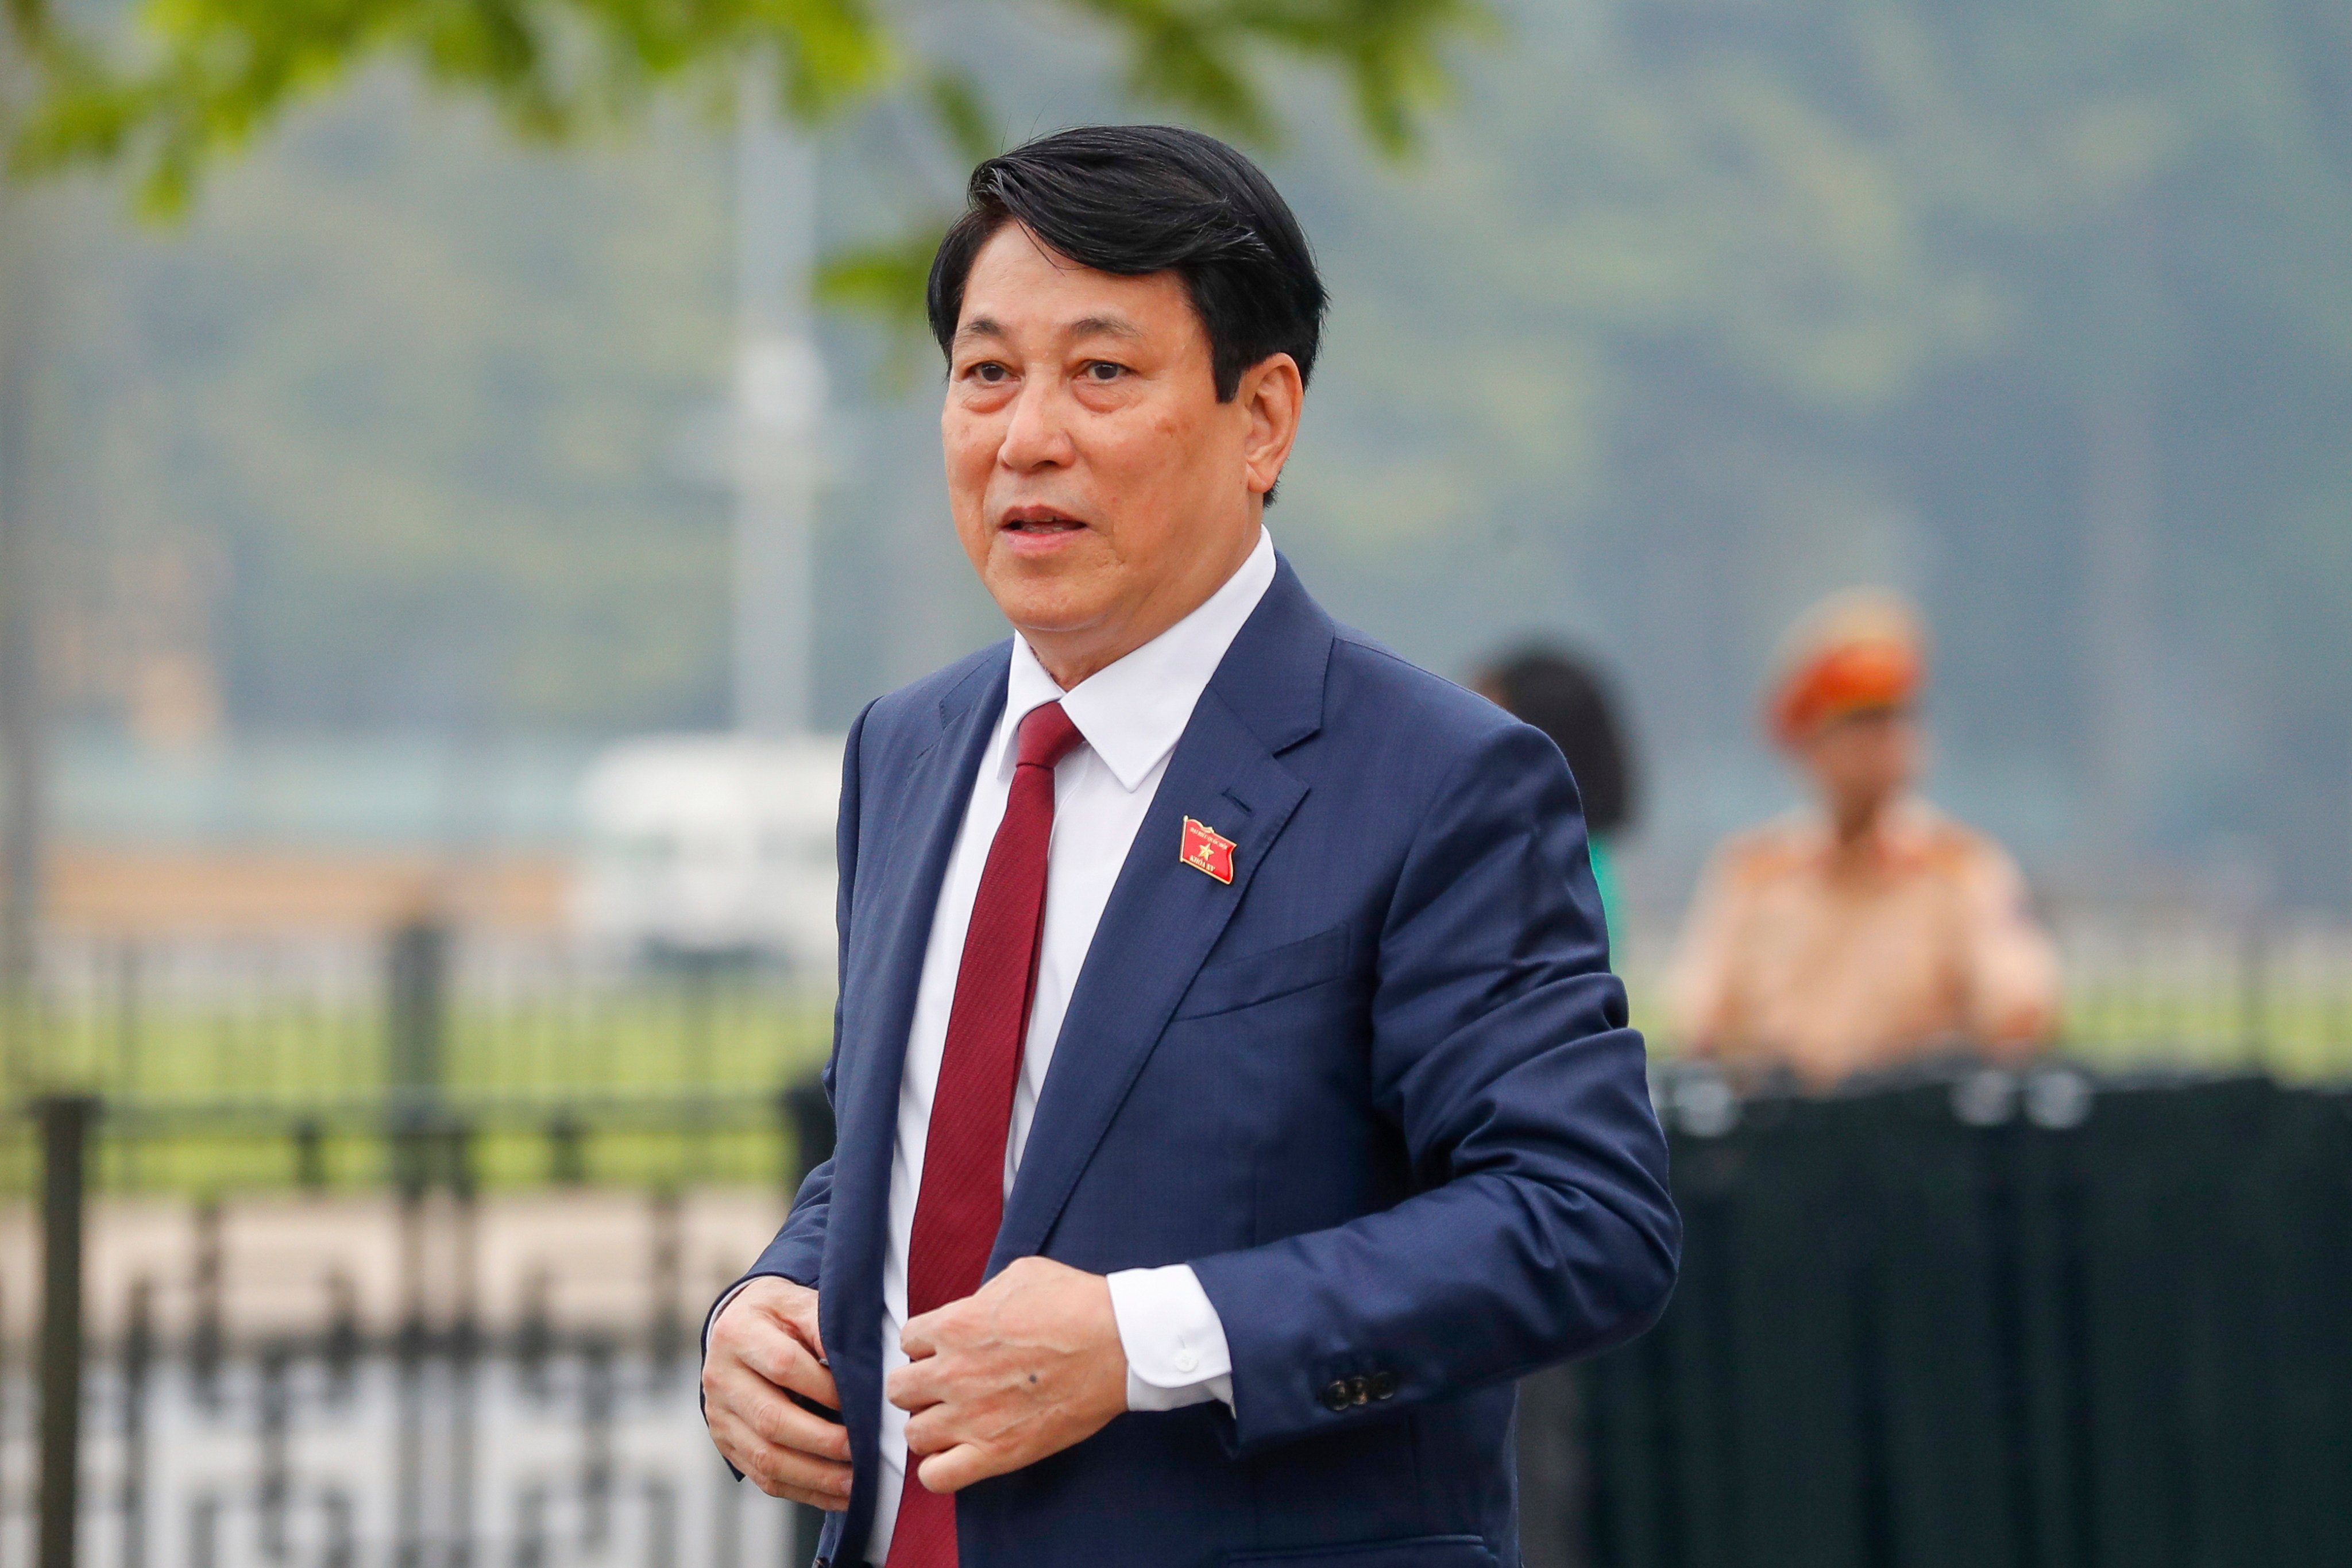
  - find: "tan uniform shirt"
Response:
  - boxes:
[1669,798,2059,1085]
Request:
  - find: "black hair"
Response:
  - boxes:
[926,125,1327,402]
[1478,647,1639,838]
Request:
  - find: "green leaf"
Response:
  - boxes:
[6,0,1472,218]
[923,67,997,164]
[815,227,940,320]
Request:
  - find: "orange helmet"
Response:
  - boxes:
[1767,588,1926,747]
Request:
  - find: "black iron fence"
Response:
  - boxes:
[5,918,2349,1567]
[1,1089,837,1568]
[1568,1065,2352,1568]
[24,1065,2351,1568]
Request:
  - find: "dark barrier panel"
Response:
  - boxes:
[1581,1071,2352,1568]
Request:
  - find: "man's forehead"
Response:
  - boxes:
[955,225,1192,342]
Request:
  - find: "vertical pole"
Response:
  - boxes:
[448,1157,478,1567]
[38,1095,95,1568]
[783,1079,835,1188]
[114,945,141,1186]
[733,58,824,740]
[782,1079,835,1565]
[388,918,447,1193]
[255,1350,290,1561]
[0,303,43,1104]
[121,1277,153,1568]
[685,959,716,1184]
[393,1184,426,1568]
[188,1200,222,1407]
[2334,925,2351,1059]
[388,919,448,1100]
[2239,918,2267,1071]
[1,1269,10,1568]
[648,1188,685,1369]
[0,134,45,1098]
[581,1341,615,1551]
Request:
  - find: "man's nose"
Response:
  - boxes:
[998,381,1075,470]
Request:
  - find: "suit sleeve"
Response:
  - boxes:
[1188,723,1681,1454]
[716,701,871,1306]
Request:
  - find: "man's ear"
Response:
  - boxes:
[1238,353,1304,499]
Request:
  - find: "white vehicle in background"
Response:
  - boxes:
[573,733,843,973]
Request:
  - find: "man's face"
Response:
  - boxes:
[1798,706,1921,825]
[942,224,1295,682]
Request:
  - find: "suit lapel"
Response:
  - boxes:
[991,561,1333,1269]
[825,646,1006,1523]
[836,652,1010,1173]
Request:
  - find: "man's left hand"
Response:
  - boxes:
[888,1256,1129,1493]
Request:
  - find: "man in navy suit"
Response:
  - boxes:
[702,125,1679,1568]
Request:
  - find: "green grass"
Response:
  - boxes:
[7,950,2349,1202]
[18,983,834,1102]
[1622,961,2352,1080]
[2,978,836,1197]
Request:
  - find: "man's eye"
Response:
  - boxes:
[969,362,1009,384]
[1083,361,1123,382]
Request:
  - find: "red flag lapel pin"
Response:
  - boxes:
[1180,817,1237,885]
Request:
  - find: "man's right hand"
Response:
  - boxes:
[702,1277,853,1508]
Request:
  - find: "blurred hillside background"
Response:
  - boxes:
[5,0,2346,940]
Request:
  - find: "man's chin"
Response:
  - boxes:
[984,586,1121,651]
[983,547,1113,617]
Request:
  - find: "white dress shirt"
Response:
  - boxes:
[866,527,1275,1562]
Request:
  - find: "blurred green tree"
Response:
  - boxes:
[1273,0,2352,892]
[5,0,1479,216]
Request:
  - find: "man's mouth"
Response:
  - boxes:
[999,506,1088,538]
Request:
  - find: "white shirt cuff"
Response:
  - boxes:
[1104,1264,1234,1412]
[703,1273,802,1360]
[704,1277,758,1350]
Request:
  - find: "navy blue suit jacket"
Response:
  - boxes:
[731,559,1679,1568]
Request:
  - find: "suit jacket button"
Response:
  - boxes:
[1369,1372,1398,1400]
[1350,1376,1372,1407]
[1320,1380,1353,1412]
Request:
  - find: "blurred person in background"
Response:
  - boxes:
[1472,645,1643,1567]
[1475,647,1639,950]
[1670,588,2060,1087]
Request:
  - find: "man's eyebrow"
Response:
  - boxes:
[950,312,1144,350]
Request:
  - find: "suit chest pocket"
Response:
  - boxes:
[1173,922,1351,1021]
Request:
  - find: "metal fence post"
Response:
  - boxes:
[782,1079,836,1566]
[388,918,448,1099]
[388,919,448,1195]
[782,1078,835,1192]
[2239,918,2269,1068]
[38,1094,97,1568]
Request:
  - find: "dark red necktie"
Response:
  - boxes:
[886,701,1084,1568]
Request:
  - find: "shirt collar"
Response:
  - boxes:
[997,527,1277,792]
